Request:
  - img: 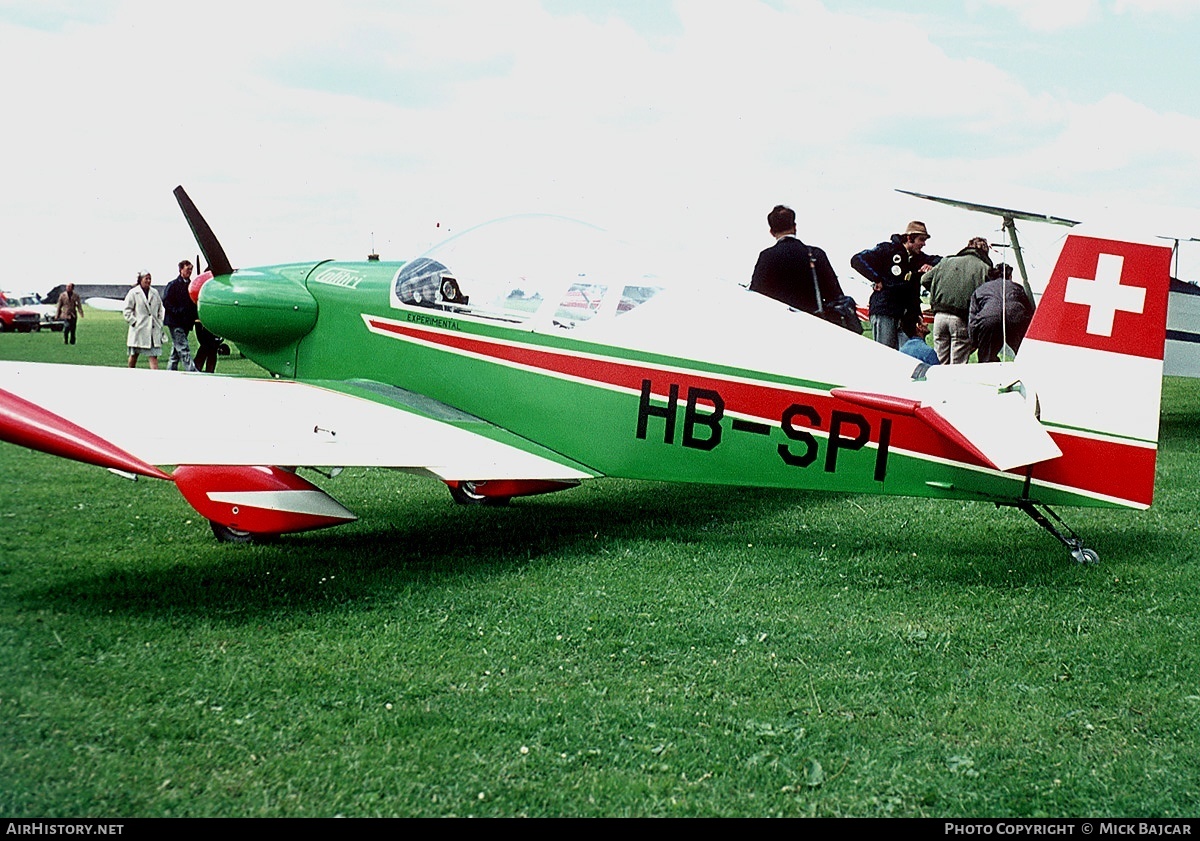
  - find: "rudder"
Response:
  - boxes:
[1016,235,1172,508]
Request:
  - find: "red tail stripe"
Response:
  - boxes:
[1028,432,1155,507]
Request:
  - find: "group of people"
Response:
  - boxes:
[750,205,1035,364]
[122,260,221,371]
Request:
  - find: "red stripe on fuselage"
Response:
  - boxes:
[1031,431,1155,507]
[366,316,1153,506]
[368,317,962,451]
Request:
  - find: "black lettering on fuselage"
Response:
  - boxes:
[874,417,892,482]
[405,312,461,330]
[826,410,870,473]
[779,404,820,468]
[683,387,724,451]
[638,384,889,484]
[637,379,679,443]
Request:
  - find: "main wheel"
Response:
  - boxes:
[1071,547,1100,565]
[448,481,511,507]
[209,520,278,544]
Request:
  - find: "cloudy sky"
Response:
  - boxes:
[2,0,1199,294]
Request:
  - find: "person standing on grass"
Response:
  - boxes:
[55,282,84,345]
[123,271,165,369]
[193,320,221,373]
[163,259,198,372]
[969,262,1033,363]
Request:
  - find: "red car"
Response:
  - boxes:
[0,292,42,333]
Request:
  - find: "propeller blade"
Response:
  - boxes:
[173,185,234,277]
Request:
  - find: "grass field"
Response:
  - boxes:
[2,312,1199,817]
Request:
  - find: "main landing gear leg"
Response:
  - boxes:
[1014,500,1099,565]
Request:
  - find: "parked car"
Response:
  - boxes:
[6,292,64,332]
[0,292,42,333]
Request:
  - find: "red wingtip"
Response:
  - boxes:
[0,387,171,480]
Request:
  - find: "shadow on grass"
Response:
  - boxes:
[27,476,1170,621]
[29,481,817,618]
[1160,376,1200,449]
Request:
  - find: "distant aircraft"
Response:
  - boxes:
[1157,236,1200,378]
[0,187,1173,563]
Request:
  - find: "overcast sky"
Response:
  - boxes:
[2,0,1199,294]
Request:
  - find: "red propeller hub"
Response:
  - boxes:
[189,270,214,303]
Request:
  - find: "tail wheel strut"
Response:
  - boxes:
[1014,500,1099,564]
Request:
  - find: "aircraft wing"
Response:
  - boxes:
[0,361,597,482]
[894,189,1080,227]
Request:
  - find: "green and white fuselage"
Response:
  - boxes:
[195,216,1167,514]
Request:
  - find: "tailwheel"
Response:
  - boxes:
[448,481,511,507]
[209,520,278,544]
[1014,501,1099,565]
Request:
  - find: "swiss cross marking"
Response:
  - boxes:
[1063,253,1145,337]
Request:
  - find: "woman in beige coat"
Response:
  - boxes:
[123,271,165,369]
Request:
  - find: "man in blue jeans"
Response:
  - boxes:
[163,259,198,372]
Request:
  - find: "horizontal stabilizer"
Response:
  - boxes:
[926,391,1062,471]
[833,387,1061,472]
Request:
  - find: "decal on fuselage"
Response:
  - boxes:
[311,267,365,289]
[635,379,891,481]
[404,311,462,331]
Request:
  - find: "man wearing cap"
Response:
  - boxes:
[750,204,844,315]
[923,236,992,364]
[851,221,938,349]
[163,259,198,372]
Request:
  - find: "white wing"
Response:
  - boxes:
[0,361,595,482]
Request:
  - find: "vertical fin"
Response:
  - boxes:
[1017,235,1172,507]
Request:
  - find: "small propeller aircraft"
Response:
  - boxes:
[0,187,1173,562]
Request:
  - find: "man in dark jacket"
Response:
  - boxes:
[968,263,1033,363]
[851,221,938,349]
[750,205,843,315]
[163,259,198,372]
